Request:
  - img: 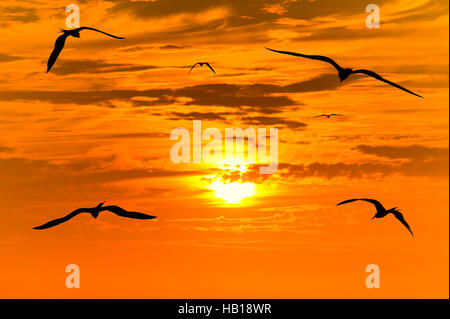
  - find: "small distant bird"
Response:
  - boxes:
[189,62,216,74]
[33,202,156,230]
[47,27,125,73]
[313,114,344,119]
[265,48,423,98]
[337,198,414,238]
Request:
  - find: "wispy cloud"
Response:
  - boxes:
[0,5,39,24]
[50,59,161,75]
[0,53,25,63]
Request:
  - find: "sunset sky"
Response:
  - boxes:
[0,0,448,298]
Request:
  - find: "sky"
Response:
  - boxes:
[0,0,448,298]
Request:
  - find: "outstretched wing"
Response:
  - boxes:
[337,198,386,212]
[189,63,199,73]
[265,47,343,71]
[392,210,414,238]
[33,208,86,230]
[352,69,423,98]
[47,33,69,73]
[78,27,125,39]
[330,114,344,117]
[313,114,327,118]
[103,206,157,220]
[205,63,216,74]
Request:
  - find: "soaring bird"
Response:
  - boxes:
[265,48,423,98]
[313,114,344,119]
[33,202,156,230]
[46,27,125,73]
[189,62,216,74]
[337,198,414,238]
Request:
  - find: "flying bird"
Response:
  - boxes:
[189,62,216,74]
[47,27,125,73]
[265,48,423,98]
[337,198,414,238]
[33,202,156,230]
[313,114,344,119]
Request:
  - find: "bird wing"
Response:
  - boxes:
[330,114,344,117]
[337,198,386,212]
[313,114,327,118]
[391,210,414,238]
[351,69,423,98]
[205,63,216,74]
[77,27,125,39]
[102,206,157,220]
[265,47,343,71]
[189,63,199,73]
[47,33,69,73]
[33,208,86,230]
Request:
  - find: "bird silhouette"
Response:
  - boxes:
[33,202,156,230]
[337,198,414,238]
[189,62,216,74]
[47,27,125,73]
[265,48,422,98]
[313,114,344,119]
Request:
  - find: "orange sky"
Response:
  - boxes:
[0,0,448,298]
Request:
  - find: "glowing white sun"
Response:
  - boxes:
[209,181,256,204]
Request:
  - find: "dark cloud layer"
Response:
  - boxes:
[50,59,160,75]
[0,146,13,153]
[168,112,307,129]
[0,155,207,203]
[0,5,39,24]
[241,116,307,129]
[169,112,234,121]
[216,144,449,184]
[356,144,449,160]
[106,0,393,21]
[0,74,342,112]
[0,53,25,63]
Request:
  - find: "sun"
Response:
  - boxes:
[209,180,256,204]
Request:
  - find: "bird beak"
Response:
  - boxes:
[371,216,376,220]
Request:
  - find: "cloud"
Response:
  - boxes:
[276,159,448,180]
[324,134,427,142]
[105,0,394,21]
[169,112,234,121]
[0,5,39,24]
[38,132,169,142]
[355,144,449,160]
[261,3,288,15]
[0,155,209,204]
[0,146,13,153]
[159,44,192,50]
[279,145,449,179]
[241,116,307,129]
[0,156,204,182]
[50,59,160,75]
[168,210,324,235]
[384,0,449,24]
[0,74,343,112]
[118,44,192,53]
[211,144,449,184]
[390,65,449,76]
[102,0,427,46]
[0,53,25,63]
[105,0,239,21]
[292,26,408,41]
